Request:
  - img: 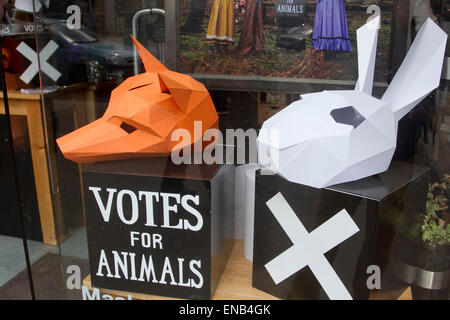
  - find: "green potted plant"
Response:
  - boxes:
[411,175,450,299]
[420,177,450,246]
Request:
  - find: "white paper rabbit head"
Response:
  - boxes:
[257,17,447,189]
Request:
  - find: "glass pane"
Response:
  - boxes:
[0,18,34,299]
[0,114,34,299]
[1,0,447,301]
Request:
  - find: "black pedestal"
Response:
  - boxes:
[82,158,234,300]
[252,161,430,300]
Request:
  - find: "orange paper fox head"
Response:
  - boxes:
[56,36,218,164]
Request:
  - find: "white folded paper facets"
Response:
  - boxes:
[258,18,447,189]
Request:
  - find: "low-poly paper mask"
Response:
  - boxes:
[57,36,218,163]
[258,18,447,188]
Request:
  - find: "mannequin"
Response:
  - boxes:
[181,0,207,34]
[235,0,264,55]
[205,0,235,48]
[311,0,352,52]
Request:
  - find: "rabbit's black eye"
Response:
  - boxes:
[330,106,366,129]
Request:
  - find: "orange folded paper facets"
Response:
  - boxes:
[56,36,219,164]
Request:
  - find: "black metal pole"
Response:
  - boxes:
[0,36,36,300]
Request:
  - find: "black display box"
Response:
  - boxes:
[82,158,234,300]
[252,161,430,300]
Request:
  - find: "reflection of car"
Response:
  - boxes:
[52,25,135,83]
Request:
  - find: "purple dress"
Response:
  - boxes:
[311,0,352,52]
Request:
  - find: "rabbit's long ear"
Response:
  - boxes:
[355,16,380,96]
[130,35,168,72]
[382,19,447,122]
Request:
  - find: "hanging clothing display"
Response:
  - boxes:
[236,0,264,55]
[205,0,235,45]
[311,0,352,52]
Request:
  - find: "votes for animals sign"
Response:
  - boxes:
[83,170,212,299]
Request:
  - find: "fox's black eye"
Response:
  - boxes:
[129,83,151,91]
[120,122,137,134]
[330,106,366,129]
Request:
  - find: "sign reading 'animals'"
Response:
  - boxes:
[83,170,212,299]
[276,0,305,16]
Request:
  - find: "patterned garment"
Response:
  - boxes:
[311,0,352,52]
[205,0,235,45]
[236,0,264,55]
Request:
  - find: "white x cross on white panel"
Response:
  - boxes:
[264,192,360,300]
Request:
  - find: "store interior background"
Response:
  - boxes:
[0,0,449,299]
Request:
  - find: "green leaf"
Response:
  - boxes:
[422,232,428,242]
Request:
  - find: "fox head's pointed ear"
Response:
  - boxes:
[130,35,168,72]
